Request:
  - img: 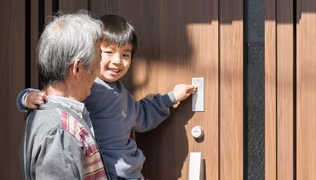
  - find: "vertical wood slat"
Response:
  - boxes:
[219,0,243,179]
[88,0,115,18]
[0,0,26,179]
[88,0,108,17]
[59,0,88,13]
[44,0,53,23]
[277,0,294,179]
[208,0,219,178]
[30,0,39,88]
[31,0,52,89]
[10,1,26,177]
[264,0,277,179]
[296,0,316,179]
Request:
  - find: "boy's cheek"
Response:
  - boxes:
[99,59,107,68]
[100,52,107,60]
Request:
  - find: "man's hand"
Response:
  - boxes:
[24,91,48,109]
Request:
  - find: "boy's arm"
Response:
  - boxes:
[133,92,176,133]
[133,84,196,133]
[16,88,47,112]
[16,88,38,112]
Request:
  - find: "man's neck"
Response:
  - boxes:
[45,82,78,101]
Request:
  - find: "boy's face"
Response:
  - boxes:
[99,44,132,82]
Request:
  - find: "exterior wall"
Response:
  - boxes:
[1,0,315,179]
[265,0,316,179]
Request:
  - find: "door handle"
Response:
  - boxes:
[189,152,203,180]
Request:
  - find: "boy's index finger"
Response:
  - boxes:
[190,85,197,90]
[187,85,197,94]
[43,95,49,102]
[39,91,48,101]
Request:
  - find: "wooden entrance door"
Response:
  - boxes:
[87,0,243,179]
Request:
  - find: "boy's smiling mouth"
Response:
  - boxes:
[108,68,121,73]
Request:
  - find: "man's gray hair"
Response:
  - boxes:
[37,11,103,87]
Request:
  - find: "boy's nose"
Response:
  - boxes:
[112,55,122,65]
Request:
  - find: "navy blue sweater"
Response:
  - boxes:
[83,78,176,178]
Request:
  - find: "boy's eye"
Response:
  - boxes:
[123,54,130,57]
[102,50,112,54]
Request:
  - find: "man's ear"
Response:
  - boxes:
[71,59,81,76]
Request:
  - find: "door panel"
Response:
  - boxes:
[219,0,244,179]
[95,0,221,180]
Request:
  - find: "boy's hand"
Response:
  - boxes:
[173,84,197,103]
[24,91,48,109]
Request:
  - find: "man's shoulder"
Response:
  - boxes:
[28,107,90,141]
[28,108,61,126]
[26,108,63,139]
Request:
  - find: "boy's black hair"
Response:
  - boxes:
[99,15,138,58]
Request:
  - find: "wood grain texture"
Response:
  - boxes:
[30,0,40,88]
[219,0,244,179]
[44,0,53,23]
[276,0,294,179]
[296,0,316,179]
[207,0,219,178]
[0,0,26,179]
[59,0,88,13]
[88,0,108,17]
[264,0,277,179]
[90,0,220,179]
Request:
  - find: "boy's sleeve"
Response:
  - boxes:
[35,128,83,179]
[16,88,39,112]
[133,91,177,133]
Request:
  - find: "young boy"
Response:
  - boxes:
[17,15,196,180]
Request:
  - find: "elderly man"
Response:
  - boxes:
[19,12,108,180]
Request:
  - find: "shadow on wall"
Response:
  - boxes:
[296,0,316,23]
[265,0,316,23]
[136,98,194,180]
